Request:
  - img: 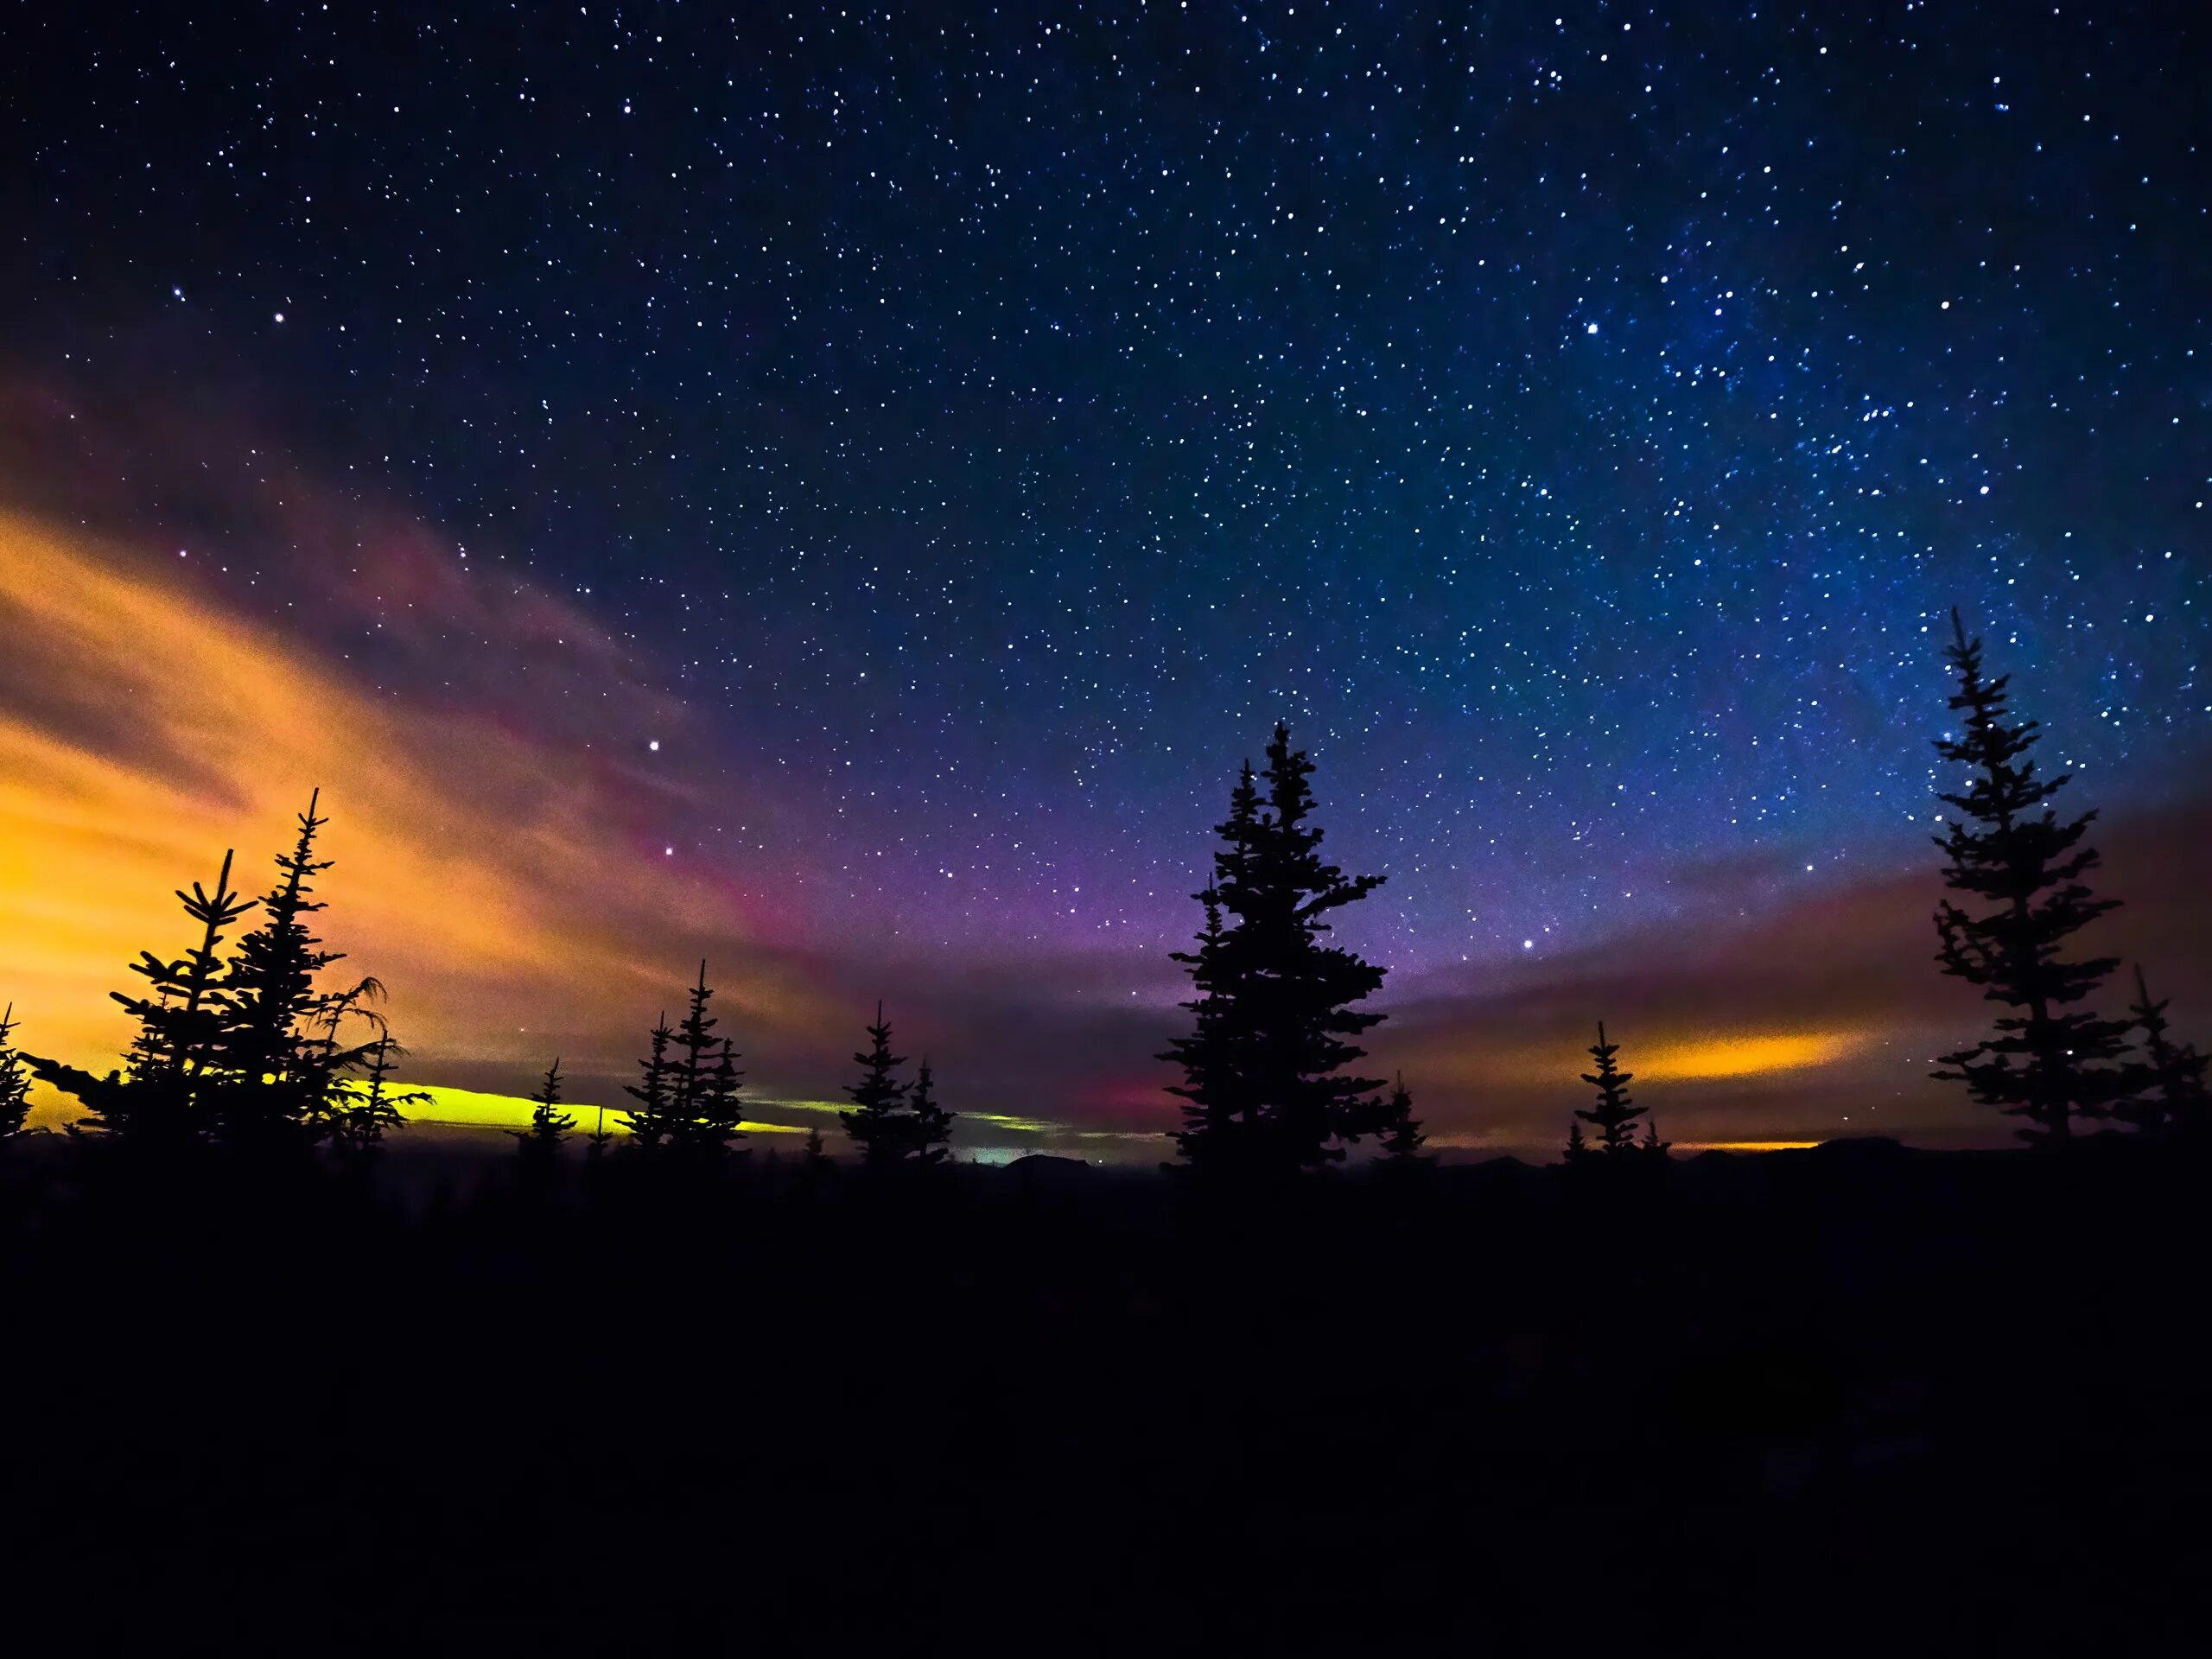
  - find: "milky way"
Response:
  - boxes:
[3,3,2207,1151]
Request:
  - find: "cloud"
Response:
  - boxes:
[0,505,832,1114]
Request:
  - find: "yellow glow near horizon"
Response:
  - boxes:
[358,1082,807,1135]
[1635,1029,1868,1081]
[1676,1140,1827,1154]
[965,1109,1060,1135]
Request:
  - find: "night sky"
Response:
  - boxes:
[2,2,2207,1156]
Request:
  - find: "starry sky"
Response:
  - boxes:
[2,2,2207,1156]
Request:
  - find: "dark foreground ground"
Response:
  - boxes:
[0,1137,2204,1653]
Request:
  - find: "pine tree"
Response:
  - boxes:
[214,791,349,1150]
[1575,1022,1645,1154]
[1931,610,2133,1142]
[906,1058,956,1166]
[841,1002,910,1166]
[1162,724,1389,1175]
[702,1037,746,1150]
[1376,1073,1430,1167]
[623,1013,677,1151]
[802,1123,830,1173]
[31,849,257,1146]
[1564,1119,1590,1164]
[1161,766,1262,1169]
[1639,1116,1671,1160]
[585,1096,616,1162]
[25,809,403,1156]
[513,1057,576,1163]
[2116,965,2209,1141]
[658,963,746,1159]
[0,1003,33,1138]
[331,1031,422,1159]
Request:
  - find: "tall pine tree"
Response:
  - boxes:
[1162,766,1262,1168]
[906,1058,956,1166]
[1574,1022,1645,1155]
[841,1002,910,1166]
[24,804,405,1155]
[215,791,386,1152]
[30,849,257,1146]
[1931,611,2132,1141]
[1162,724,1389,1175]
[663,963,746,1159]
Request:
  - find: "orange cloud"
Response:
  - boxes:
[1637,1029,1872,1082]
[0,508,830,1120]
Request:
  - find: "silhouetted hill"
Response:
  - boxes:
[0,1135,2203,1648]
[1003,1152,1097,1183]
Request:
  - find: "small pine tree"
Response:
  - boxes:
[331,1032,423,1160]
[1640,1116,1671,1160]
[1564,1119,1590,1164]
[0,1003,33,1138]
[513,1057,576,1162]
[906,1058,956,1166]
[1575,1022,1646,1154]
[2117,965,2209,1141]
[1931,610,2133,1141]
[841,1002,910,1166]
[1376,1074,1430,1167]
[802,1123,830,1171]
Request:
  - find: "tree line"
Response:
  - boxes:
[0,612,2204,1171]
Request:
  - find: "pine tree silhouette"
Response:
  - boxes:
[22,806,407,1158]
[1162,766,1262,1168]
[513,1057,576,1162]
[841,1002,910,1166]
[215,791,346,1150]
[1931,610,2133,1142]
[623,1012,677,1151]
[29,849,257,1146]
[1376,1073,1429,1167]
[1564,1119,1591,1164]
[585,1096,616,1162]
[906,1058,956,1166]
[2116,965,2209,1141]
[1639,1116,1671,1160]
[1163,724,1389,1175]
[658,963,745,1159]
[331,1030,423,1159]
[1575,1022,1645,1155]
[0,1003,32,1138]
[802,1123,830,1173]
